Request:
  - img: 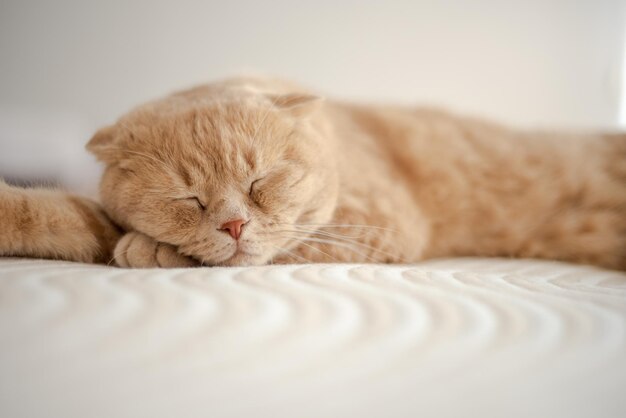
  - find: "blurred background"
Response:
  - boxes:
[1,0,625,196]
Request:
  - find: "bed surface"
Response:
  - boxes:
[1,257,625,418]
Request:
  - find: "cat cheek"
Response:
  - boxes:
[250,186,274,209]
[251,192,270,209]
[252,190,289,213]
[165,206,200,229]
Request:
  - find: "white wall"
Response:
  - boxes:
[0,0,624,193]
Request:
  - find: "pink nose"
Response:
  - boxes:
[219,218,246,240]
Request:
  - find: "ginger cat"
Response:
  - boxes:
[1,77,625,270]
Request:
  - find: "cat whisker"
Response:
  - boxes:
[277,226,369,240]
[269,244,309,263]
[107,248,132,267]
[286,238,339,262]
[272,228,404,262]
[294,236,380,263]
[268,231,379,262]
[281,222,399,233]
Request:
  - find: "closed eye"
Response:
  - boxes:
[176,196,206,210]
[249,178,263,196]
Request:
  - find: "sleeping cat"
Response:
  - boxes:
[1,76,625,270]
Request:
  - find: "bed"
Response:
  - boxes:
[0,257,625,418]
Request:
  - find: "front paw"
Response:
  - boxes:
[113,231,198,268]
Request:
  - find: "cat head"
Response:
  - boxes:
[87,81,338,266]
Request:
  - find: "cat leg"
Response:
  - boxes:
[114,231,198,268]
[0,180,121,263]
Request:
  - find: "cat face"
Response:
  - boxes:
[87,87,338,266]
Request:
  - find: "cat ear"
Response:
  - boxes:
[86,125,120,162]
[267,93,324,118]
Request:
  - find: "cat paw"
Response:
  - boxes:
[113,231,198,268]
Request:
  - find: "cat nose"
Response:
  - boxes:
[219,218,246,240]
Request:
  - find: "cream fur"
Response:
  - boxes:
[0,179,120,263]
[1,76,625,270]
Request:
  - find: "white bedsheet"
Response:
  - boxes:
[0,257,625,418]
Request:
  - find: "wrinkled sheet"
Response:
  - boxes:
[1,257,625,418]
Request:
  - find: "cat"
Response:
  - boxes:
[1,76,625,270]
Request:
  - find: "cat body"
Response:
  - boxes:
[1,77,625,269]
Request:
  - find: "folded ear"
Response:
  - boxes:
[267,93,324,118]
[86,125,119,162]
